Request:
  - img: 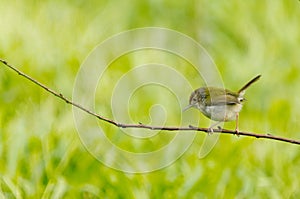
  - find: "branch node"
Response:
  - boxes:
[188,125,198,130]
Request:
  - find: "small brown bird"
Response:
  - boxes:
[183,75,261,133]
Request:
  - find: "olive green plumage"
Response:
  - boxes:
[184,75,261,132]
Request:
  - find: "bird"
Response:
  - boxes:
[183,75,261,134]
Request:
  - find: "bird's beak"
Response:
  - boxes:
[182,104,193,112]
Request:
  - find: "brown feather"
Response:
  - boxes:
[238,75,261,94]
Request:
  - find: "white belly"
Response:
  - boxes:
[201,104,243,122]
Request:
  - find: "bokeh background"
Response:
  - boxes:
[1,0,300,198]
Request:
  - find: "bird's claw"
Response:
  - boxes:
[207,128,214,135]
[235,128,240,137]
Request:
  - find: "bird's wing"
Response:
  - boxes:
[207,90,240,106]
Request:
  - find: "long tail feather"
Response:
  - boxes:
[238,75,261,94]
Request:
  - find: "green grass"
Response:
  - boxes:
[1,0,300,198]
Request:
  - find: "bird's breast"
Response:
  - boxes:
[200,104,243,121]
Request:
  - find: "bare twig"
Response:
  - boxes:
[1,58,300,145]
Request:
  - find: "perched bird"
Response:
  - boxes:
[183,75,261,133]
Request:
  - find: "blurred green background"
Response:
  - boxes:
[1,0,300,198]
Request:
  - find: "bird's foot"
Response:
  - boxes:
[235,128,240,137]
[207,128,214,135]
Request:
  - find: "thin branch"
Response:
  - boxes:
[1,58,300,145]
